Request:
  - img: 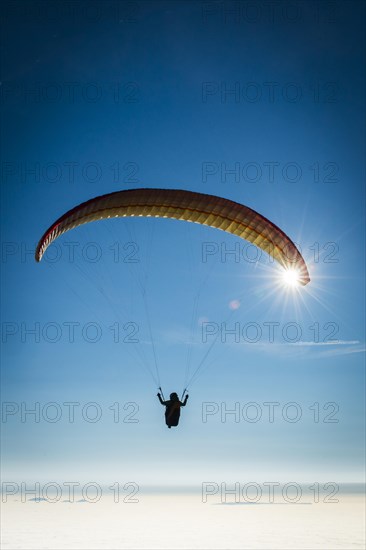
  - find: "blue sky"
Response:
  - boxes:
[1,1,365,487]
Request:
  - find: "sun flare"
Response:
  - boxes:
[282,268,301,288]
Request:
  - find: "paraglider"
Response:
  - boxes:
[35,188,310,429]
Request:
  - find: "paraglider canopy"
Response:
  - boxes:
[35,188,310,285]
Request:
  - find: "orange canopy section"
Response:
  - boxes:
[35,188,310,285]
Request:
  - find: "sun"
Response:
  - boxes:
[281,268,301,289]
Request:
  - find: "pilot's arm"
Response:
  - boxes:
[181,394,189,406]
[157,393,167,405]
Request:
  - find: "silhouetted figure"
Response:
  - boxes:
[157,391,189,428]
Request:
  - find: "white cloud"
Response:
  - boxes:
[291,340,361,346]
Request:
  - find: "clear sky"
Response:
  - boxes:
[1,0,365,489]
